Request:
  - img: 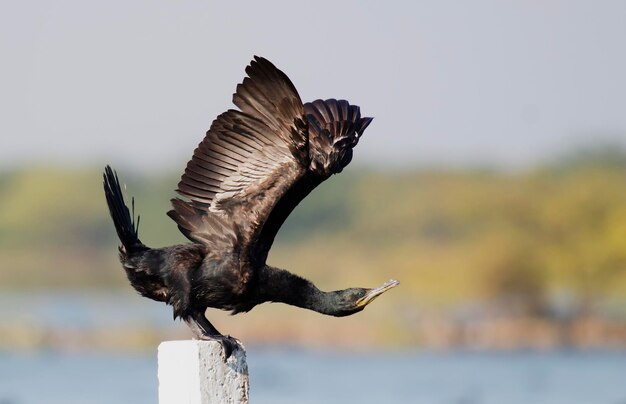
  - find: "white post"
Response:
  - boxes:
[158,340,249,404]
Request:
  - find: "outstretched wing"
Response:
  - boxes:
[249,98,373,262]
[168,56,372,266]
[168,57,308,261]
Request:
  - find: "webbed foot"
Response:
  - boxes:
[185,311,241,360]
[198,333,241,359]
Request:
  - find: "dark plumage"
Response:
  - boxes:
[103,57,399,358]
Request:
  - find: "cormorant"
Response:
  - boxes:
[103,56,399,357]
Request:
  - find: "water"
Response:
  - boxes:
[2,293,626,402]
[1,349,625,404]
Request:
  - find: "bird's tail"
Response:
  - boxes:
[103,165,144,253]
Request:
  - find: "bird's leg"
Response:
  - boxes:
[184,311,240,359]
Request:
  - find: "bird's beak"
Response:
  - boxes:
[356,279,400,308]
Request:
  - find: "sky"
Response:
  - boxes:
[2,0,626,171]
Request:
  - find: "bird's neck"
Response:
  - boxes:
[255,266,339,315]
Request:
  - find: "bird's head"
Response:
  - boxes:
[331,279,400,317]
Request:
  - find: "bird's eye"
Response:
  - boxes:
[357,291,364,298]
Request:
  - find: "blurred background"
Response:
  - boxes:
[2,1,626,403]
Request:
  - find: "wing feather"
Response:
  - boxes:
[168,57,373,267]
[170,57,308,259]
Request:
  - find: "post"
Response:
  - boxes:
[158,340,249,404]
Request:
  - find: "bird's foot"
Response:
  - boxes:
[197,333,241,360]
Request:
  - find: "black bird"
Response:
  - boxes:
[103,56,399,357]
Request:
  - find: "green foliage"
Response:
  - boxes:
[2,156,626,314]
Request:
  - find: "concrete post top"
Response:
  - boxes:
[158,340,249,404]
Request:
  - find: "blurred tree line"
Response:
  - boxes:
[1,148,626,321]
